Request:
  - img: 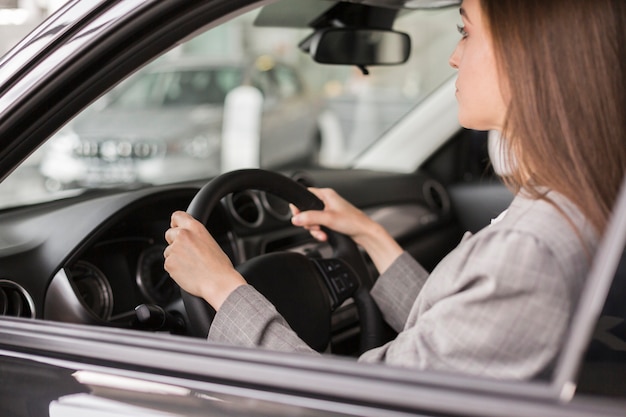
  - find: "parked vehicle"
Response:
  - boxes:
[39,56,324,190]
[0,0,624,416]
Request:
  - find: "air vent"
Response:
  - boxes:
[0,280,35,318]
[227,190,264,227]
[290,171,315,187]
[423,180,450,214]
[261,192,292,221]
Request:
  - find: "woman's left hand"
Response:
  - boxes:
[164,210,246,310]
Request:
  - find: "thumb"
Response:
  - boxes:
[291,209,327,228]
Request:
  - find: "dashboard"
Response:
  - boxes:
[42,185,323,334]
[0,169,449,352]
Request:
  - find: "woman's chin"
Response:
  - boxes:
[457,112,500,132]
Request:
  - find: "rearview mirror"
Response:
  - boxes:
[307,28,411,66]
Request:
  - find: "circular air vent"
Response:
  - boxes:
[0,280,35,318]
[423,180,450,214]
[227,190,264,227]
[69,261,113,320]
[290,171,315,188]
[261,192,292,221]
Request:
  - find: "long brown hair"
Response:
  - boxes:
[480,0,625,234]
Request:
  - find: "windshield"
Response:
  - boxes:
[109,66,245,109]
[0,5,460,209]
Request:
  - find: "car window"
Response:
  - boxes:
[0,5,460,209]
[576,248,626,399]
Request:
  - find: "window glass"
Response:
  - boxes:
[273,64,301,98]
[0,4,461,209]
[110,73,163,109]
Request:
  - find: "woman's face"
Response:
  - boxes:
[449,0,508,131]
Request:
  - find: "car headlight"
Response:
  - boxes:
[180,133,220,159]
[99,140,119,161]
[74,140,100,157]
[48,129,81,153]
[133,142,159,159]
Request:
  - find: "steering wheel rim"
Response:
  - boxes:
[181,169,386,353]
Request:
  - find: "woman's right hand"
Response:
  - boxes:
[291,187,403,273]
[291,188,373,244]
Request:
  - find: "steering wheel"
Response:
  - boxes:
[181,169,386,353]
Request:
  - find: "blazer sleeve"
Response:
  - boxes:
[370,251,429,332]
[358,229,579,379]
[208,252,429,350]
[208,284,316,354]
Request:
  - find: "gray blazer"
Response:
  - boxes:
[208,191,598,379]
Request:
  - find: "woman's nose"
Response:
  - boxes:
[449,42,461,69]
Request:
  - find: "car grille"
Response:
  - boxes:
[74,139,161,161]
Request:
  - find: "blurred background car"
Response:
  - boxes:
[39,55,325,190]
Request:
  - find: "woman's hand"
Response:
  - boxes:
[291,187,403,273]
[290,188,374,244]
[164,211,246,310]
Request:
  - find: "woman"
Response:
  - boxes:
[164,0,625,379]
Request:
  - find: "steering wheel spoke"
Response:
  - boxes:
[312,258,358,310]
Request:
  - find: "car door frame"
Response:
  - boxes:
[0,315,624,417]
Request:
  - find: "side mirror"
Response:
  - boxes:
[307,28,411,66]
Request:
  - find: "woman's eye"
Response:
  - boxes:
[456,24,468,38]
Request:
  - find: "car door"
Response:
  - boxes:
[1,313,626,417]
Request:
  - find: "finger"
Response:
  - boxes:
[164,227,177,244]
[292,209,328,228]
[308,187,335,203]
[289,203,300,216]
[307,187,323,198]
[163,245,175,274]
[171,210,201,228]
[170,210,187,227]
[310,229,328,242]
